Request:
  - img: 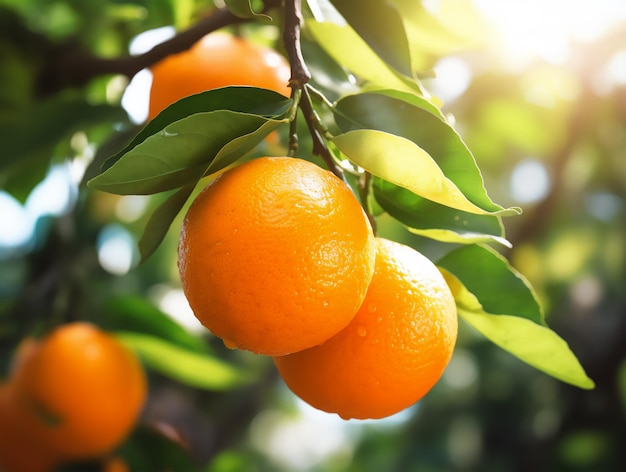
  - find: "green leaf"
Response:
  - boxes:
[137,182,196,262]
[0,148,49,202]
[334,92,519,215]
[116,332,249,390]
[88,110,280,195]
[101,86,293,172]
[441,269,595,390]
[301,35,360,102]
[438,244,543,324]
[101,295,207,353]
[389,0,487,71]
[360,87,445,119]
[329,0,413,76]
[207,119,283,175]
[306,20,425,96]
[374,178,509,246]
[172,0,194,29]
[332,129,503,215]
[224,0,271,20]
[118,425,197,472]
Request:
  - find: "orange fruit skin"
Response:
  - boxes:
[148,31,291,119]
[274,238,458,420]
[178,156,377,355]
[9,322,147,460]
[8,336,40,375]
[0,384,60,472]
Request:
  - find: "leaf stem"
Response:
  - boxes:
[305,83,335,109]
[357,171,377,234]
[288,89,302,156]
[299,86,344,179]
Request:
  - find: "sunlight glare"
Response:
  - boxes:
[0,192,33,248]
[594,50,626,94]
[430,57,472,104]
[473,0,626,68]
[605,51,626,85]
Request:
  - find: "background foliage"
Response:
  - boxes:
[0,0,624,471]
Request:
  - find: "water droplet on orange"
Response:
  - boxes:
[357,325,367,337]
[223,338,237,350]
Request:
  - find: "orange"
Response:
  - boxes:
[9,322,147,461]
[178,156,377,355]
[274,238,458,420]
[8,336,39,375]
[148,31,291,119]
[0,384,59,472]
[102,456,130,472]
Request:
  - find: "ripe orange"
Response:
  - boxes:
[8,336,39,375]
[274,238,458,420]
[9,322,147,461]
[178,156,377,355]
[148,31,291,119]
[0,384,59,472]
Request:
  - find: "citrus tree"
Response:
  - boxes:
[2,0,620,470]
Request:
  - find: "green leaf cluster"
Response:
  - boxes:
[0,0,593,398]
[78,1,593,390]
[89,86,294,261]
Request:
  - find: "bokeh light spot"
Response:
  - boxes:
[510,159,550,204]
[97,224,137,275]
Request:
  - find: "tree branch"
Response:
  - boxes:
[282,0,343,178]
[282,0,311,88]
[39,1,281,94]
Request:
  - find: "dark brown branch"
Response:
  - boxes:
[282,0,342,178]
[283,0,311,88]
[39,1,281,94]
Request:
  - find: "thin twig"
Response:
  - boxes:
[299,86,344,179]
[282,0,343,178]
[283,0,311,88]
